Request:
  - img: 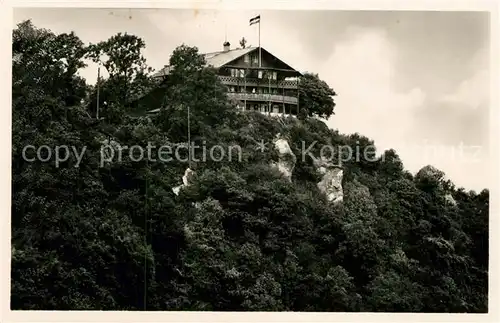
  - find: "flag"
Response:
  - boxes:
[249,15,260,26]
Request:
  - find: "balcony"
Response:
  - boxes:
[227,92,298,105]
[218,75,298,89]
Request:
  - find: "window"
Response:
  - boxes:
[252,54,258,64]
[239,69,245,78]
[258,70,263,79]
[230,69,236,77]
[244,54,250,63]
[272,72,277,80]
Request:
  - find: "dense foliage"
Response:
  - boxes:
[11,21,488,312]
[298,72,337,119]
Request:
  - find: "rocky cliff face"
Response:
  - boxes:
[314,157,344,204]
[270,134,297,182]
[171,131,345,204]
[267,134,343,203]
[172,167,194,196]
[445,193,457,206]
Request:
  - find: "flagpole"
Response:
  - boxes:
[258,17,261,68]
[268,75,270,115]
[244,70,247,111]
[187,104,191,169]
[96,66,100,120]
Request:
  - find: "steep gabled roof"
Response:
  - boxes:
[258,48,301,75]
[204,46,256,68]
[152,46,256,78]
[152,46,300,78]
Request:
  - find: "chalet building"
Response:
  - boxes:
[149,42,302,116]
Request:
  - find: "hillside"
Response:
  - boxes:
[11,20,489,312]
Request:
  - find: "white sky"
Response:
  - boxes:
[13,8,491,191]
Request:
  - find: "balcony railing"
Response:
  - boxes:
[227,92,298,105]
[218,76,299,89]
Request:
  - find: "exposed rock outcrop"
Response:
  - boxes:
[172,167,194,196]
[99,136,121,166]
[270,134,296,182]
[314,157,344,204]
[445,193,457,206]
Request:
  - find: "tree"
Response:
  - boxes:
[298,73,337,119]
[11,22,157,310]
[86,32,156,118]
[12,20,88,112]
[156,45,234,141]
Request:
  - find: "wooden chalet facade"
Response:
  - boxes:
[149,42,302,116]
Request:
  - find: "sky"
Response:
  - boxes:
[13,8,491,191]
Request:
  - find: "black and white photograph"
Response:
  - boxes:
[6,2,496,318]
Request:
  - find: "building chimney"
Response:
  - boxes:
[223,41,230,52]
